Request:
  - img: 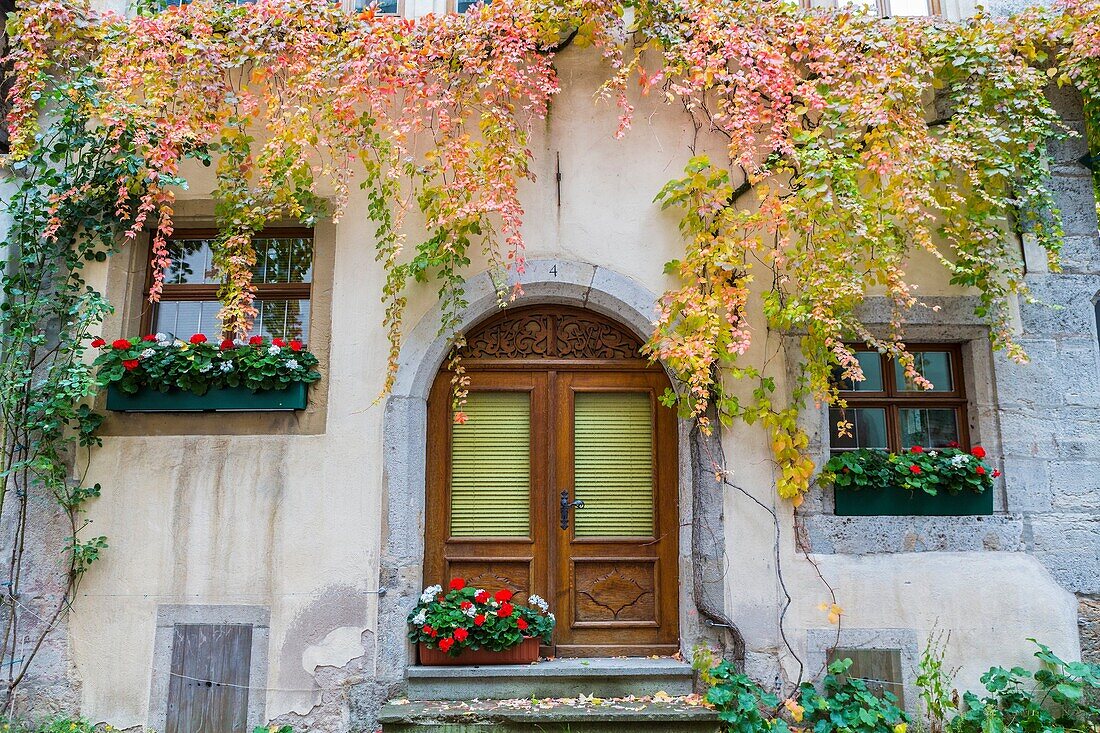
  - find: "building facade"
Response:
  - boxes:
[5,1,1100,731]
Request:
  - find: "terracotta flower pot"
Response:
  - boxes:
[418,636,539,666]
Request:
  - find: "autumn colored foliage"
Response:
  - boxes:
[8,0,1100,501]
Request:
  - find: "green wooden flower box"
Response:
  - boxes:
[834,485,993,516]
[106,383,308,412]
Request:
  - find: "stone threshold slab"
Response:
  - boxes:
[405,657,695,700]
[380,697,719,733]
[406,656,692,679]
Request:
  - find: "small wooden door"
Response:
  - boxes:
[165,624,252,733]
[424,305,679,657]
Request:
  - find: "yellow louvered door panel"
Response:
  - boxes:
[573,393,654,537]
[553,371,680,657]
[450,391,531,537]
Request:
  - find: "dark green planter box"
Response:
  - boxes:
[107,383,308,412]
[834,485,993,516]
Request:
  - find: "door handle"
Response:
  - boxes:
[560,490,585,530]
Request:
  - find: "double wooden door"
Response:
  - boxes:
[425,367,680,657]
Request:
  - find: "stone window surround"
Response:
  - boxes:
[802,311,1007,516]
[97,199,334,436]
[147,604,271,733]
[375,258,731,692]
[806,627,920,717]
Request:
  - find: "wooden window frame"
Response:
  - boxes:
[801,0,941,18]
[832,343,969,452]
[348,0,404,14]
[141,227,314,338]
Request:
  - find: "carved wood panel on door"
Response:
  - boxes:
[425,306,680,657]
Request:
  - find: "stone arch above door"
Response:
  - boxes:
[376,260,731,686]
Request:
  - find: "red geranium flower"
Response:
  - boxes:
[220,339,235,350]
[909,465,921,474]
[142,334,157,342]
[910,445,924,454]
[449,578,466,591]
[90,338,106,348]
[473,614,486,627]
[474,590,490,604]
[189,333,207,344]
[497,603,514,618]
[112,338,132,350]
[976,466,986,476]
[946,440,960,448]
[249,335,264,346]
[289,340,303,352]
[993,469,1001,478]
[122,359,140,371]
[272,338,286,348]
[494,589,514,603]
[516,618,528,631]
[454,628,469,642]
[460,601,473,611]
[438,638,454,653]
[971,446,986,459]
[422,625,437,638]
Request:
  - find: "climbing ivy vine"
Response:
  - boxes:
[5,0,1100,703]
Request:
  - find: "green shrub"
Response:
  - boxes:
[947,641,1100,733]
[702,658,909,733]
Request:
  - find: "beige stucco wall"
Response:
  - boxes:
[66,32,1078,730]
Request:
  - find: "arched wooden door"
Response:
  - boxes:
[425,305,680,657]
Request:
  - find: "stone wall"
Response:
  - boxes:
[797,83,1100,680]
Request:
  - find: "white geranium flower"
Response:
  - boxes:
[198,363,212,373]
[234,337,248,347]
[528,594,549,612]
[219,362,234,373]
[412,610,427,626]
[463,606,476,618]
[950,453,970,467]
[928,450,939,457]
[155,332,168,343]
[140,348,155,359]
[174,339,186,348]
[286,359,300,370]
[268,344,281,355]
[419,585,442,604]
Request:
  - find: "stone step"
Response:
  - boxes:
[379,697,720,733]
[405,657,695,701]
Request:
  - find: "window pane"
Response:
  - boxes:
[456,0,485,11]
[899,408,959,448]
[838,0,879,13]
[450,392,530,537]
[895,351,953,392]
[165,239,217,285]
[888,0,931,15]
[354,0,399,11]
[247,299,311,342]
[153,300,223,339]
[574,392,654,537]
[835,351,884,392]
[829,408,887,452]
[251,236,313,285]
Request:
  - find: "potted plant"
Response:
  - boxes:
[92,333,321,412]
[822,444,998,516]
[407,578,555,665]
